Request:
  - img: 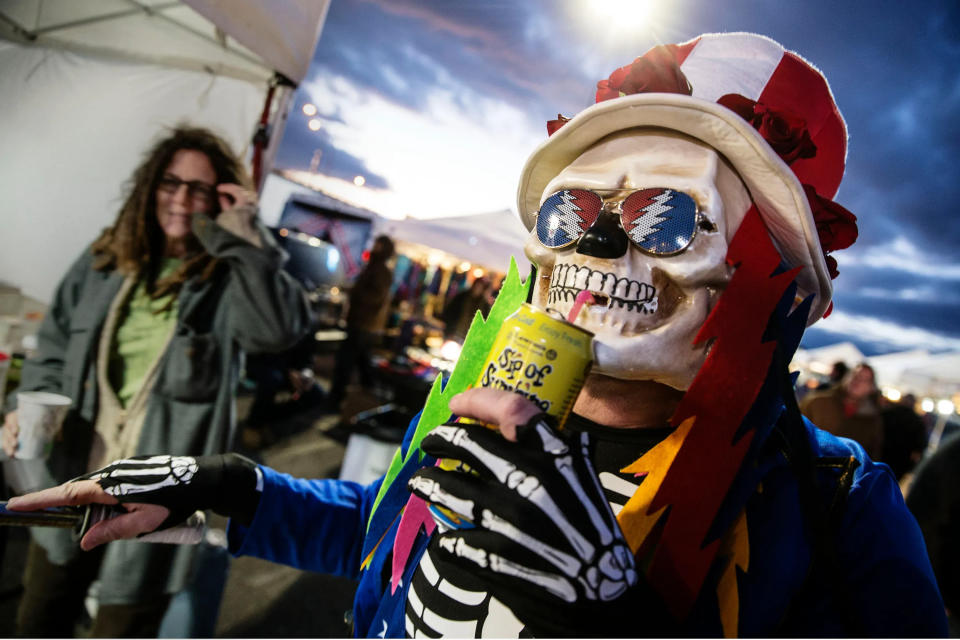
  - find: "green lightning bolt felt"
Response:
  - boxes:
[366,258,533,526]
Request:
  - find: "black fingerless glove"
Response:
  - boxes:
[76,453,261,530]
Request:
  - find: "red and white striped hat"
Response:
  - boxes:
[517,32,853,324]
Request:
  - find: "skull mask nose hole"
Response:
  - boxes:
[575,214,628,259]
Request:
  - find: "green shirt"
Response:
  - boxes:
[108,259,180,408]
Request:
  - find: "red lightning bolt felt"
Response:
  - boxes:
[621,206,801,620]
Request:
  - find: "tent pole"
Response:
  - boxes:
[255,76,295,192]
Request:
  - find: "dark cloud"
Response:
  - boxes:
[309,0,598,125]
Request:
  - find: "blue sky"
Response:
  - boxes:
[274,0,960,357]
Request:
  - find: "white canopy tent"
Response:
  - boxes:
[375,210,532,276]
[867,349,932,391]
[896,352,960,401]
[0,0,329,305]
[791,342,866,377]
[794,342,960,405]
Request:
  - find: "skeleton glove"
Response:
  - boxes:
[75,453,261,530]
[410,416,672,637]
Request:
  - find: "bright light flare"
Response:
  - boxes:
[439,340,463,361]
[308,118,322,131]
[302,103,318,116]
[921,398,935,413]
[882,387,901,402]
[937,399,955,416]
[353,175,366,187]
[580,0,659,36]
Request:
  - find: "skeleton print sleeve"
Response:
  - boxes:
[409,416,673,637]
[76,453,262,530]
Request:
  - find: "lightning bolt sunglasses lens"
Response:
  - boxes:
[621,188,700,255]
[536,188,700,255]
[535,189,603,248]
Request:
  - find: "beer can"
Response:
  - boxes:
[429,304,593,530]
[474,303,593,426]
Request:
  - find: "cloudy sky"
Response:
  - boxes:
[273,0,960,358]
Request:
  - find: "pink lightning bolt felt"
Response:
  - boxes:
[390,493,437,594]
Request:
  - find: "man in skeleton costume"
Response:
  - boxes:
[8,33,947,637]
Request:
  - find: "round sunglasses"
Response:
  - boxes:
[535,187,703,256]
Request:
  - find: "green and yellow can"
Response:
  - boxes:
[430,304,593,530]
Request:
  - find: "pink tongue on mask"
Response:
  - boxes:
[567,291,596,323]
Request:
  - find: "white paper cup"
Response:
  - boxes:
[15,391,72,459]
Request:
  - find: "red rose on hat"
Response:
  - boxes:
[718,94,817,165]
[546,114,570,136]
[595,45,692,103]
[803,184,858,280]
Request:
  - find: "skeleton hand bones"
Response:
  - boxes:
[6,453,258,550]
[5,462,172,550]
[410,388,642,629]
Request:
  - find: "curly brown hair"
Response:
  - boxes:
[90,126,251,302]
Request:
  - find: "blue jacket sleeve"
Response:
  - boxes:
[817,429,948,637]
[227,466,383,579]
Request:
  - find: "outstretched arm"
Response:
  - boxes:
[6,453,261,550]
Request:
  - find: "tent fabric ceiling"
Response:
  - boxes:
[184,0,329,83]
[0,0,328,83]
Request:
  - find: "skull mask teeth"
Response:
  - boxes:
[547,264,658,315]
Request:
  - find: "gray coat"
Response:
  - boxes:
[7,213,311,603]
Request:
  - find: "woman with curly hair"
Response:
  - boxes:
[2,126,311,636]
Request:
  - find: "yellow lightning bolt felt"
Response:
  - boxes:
[617,417,750,634]
[616,415,696,555]
[716,510,750,638]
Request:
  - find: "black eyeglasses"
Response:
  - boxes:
[157,174,216,205]
[535,187,704,256]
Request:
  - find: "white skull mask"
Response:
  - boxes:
[524,128,753,390]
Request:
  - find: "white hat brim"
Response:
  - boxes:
[516,93,831,325]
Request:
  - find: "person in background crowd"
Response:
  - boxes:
[327,235,395,412]
[0,126,311,637]
[906,431,960,636]
[441,276,492,341]
[817,360,848,389]
[801,363,884,459]
[5,33,947,638]
[242,330,324,449]
[880,393,928,481]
